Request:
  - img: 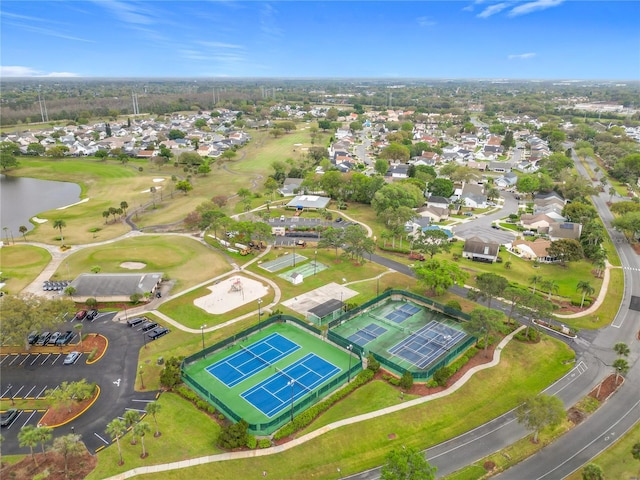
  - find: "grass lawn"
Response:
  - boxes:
[85,392,224,480]
[52,235,231,292]
[103,336,573,480]
[0,244,51,294]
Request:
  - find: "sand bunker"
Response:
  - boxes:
[153,178,165,183]
[194,275,269,314]
[32,216,48,224]
[140,186,163,193]
[120,262,147,269]
[57,198,89,210]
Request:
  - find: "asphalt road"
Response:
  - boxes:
[1,312,160,454]
[452,192,520,243]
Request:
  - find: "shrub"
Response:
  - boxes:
[87,347,98,361]
[258,438,271,449]
[246,435,257,449]
[515,328,540,342]
[433,366,452,386]
[399,371,414,390]
[445,300,462,311]
[366,354,380,372]
[160,356,184,389]
[217,419,249,449]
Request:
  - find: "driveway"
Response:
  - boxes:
[452,191,519,243]
[0,312,159,454]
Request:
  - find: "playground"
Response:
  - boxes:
[193,275,269,314]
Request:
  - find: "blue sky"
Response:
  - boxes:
[1,1,638,80]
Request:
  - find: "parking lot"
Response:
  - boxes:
[1,311,162,455]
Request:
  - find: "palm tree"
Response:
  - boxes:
[35,425,53,456]
[123,409,140,444]
[18,425,39,466]
[614,342,630,357]
[106,418,126,465]
[608,186,616,203]
[53,219,66,245]
[102,210,110,223]
[120,201,128,216]
[52,433,83,480]
[145,401,162,437]
[19,225,28,241]
[542,279,559,301]
[529,275,543,295]
[576,280,595,308]
[593,256,606,278]
[133,422,152,458]
[74,323,83,346]
[613,358,629,384]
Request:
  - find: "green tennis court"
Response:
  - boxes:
[182,321,358,435]
[278,260,328,282]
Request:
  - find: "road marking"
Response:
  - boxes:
[9,354,21,366]
[94,432,110,445]
[12,385,25,398]
[5,411,23,430]
[131,399,155,403]
[30,354,41,366]
[0,355,11,365]
[21,410,38,428]
[41,353,51,365]
[35,386,49,399]
[19,355,30,366]
[24,386,36,398]
[125,407,147,413]
[113,378,121,387]
[51,354,62,365]
[543,361,587,396]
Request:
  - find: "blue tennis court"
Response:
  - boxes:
[388,321,467,369]
[241,353,340,418]
[348,323,387,345]
[206,333,300,387]
[385,303,421,324]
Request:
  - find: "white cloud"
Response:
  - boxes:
[477,2,511,18]
[0,66,79,77]
[417,16,436,27]
[508,0,564,17]
[508,52,537,60]
[92,0,155,25]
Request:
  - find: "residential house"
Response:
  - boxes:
[416,205,449,223]
[548,222,583,241]
[278,178,304,197]
[386,163,409,179]
[462,237,500,263]
[511,238,557,263]
[461,183,487,209]
[495,172,518,189]
[488,161,511,173]
[520,213,555,231]
[427,195,451,210]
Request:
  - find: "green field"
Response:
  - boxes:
[52,235,231,292]
[0,244,51,294]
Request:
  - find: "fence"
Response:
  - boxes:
[327,289,475,380]
[181,314,361,435]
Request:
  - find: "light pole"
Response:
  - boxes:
[200,324,207,351]
[257,298,262,325]
[139,365,145,389]
[314,250,317,275]
[376,277,379,297]
[347,344,353,383]
[292,242,296,267]
[289,380,295,422]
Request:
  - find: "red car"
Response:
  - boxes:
[74,310,87,321]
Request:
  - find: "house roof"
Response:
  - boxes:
[548,222,582,240]
[513,238,552,258]
[285,195,331,209]
[463,237,500,256]
[70,273,162,297]
[427,195,450,205]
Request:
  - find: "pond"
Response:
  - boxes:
[0,174,81,237]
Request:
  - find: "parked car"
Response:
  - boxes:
[0,409,21,428]
[409,251,425,261]
[63,351,81,365]
[147,327,169,340]
[86,309,99,321]
[28,331,39,345]
[47,332,62,345]
[74,310,87,321]
[141,322,158,332]
[36,332,51,346]
[335,217,343,223]
[56,331,74,346]
[127,317,146,327]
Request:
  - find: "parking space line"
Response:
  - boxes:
[0,355,11,365]
[94,432,110,445]
[35,386,49,398]
[19,355,30,366]
[21,410,38,428]
[131,399,155,403]
[125,407,147,413]
[12,385,24,398]
[5,411,23,430]
[51,353,62,365]
[24,386,36,398]
[41,353,51,365]
[30,354,41,366]
[9,354,22,366]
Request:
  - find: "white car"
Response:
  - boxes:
[63,351,81,365]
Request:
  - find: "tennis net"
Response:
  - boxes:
[275,366,312,394]
[239,344,273,368]
[370,312,406,332]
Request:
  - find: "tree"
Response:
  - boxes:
[102,210,111,223]
[19,225,28,241]
[515,394,565,443]
[581,463,604,480]
[46,379,95,413]
[18,425,40,466]
[27,142,46,155]
[428,177,454,198]
[547,239,584,265]
[35,425,53,456]
[380,446,437,480]
[612,211,640,240]
[120,201,129,216]
[0,152,19,170]
[74,322,84,345]
[576,281,595,308]
[541,279,559,301]
[95,149,109,160]
[503,285,528,324]
[632,442,640,477]
[51,433,84,479]
[0,294,74,349]
[318,227,344,259]
[464,307,504,357]
[53,219,67,245]
[411,228,452,259]
[168,129,186,140]
[175,180,193,195]
[374,158,389,176]
[145,401,162,437]
[413,259,468,296]
[342,224,375,264]
[123,409,140,444]
[613,358,629,383]
[371,183,423,215]
[614,342,630,357]
[133,421,152,458]
[468,273,509,309]
[380,143,410,162]
[106,418,127,465]
[217,419,249,449]
[529,275,543,295]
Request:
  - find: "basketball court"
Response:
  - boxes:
[281,282,359,317]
